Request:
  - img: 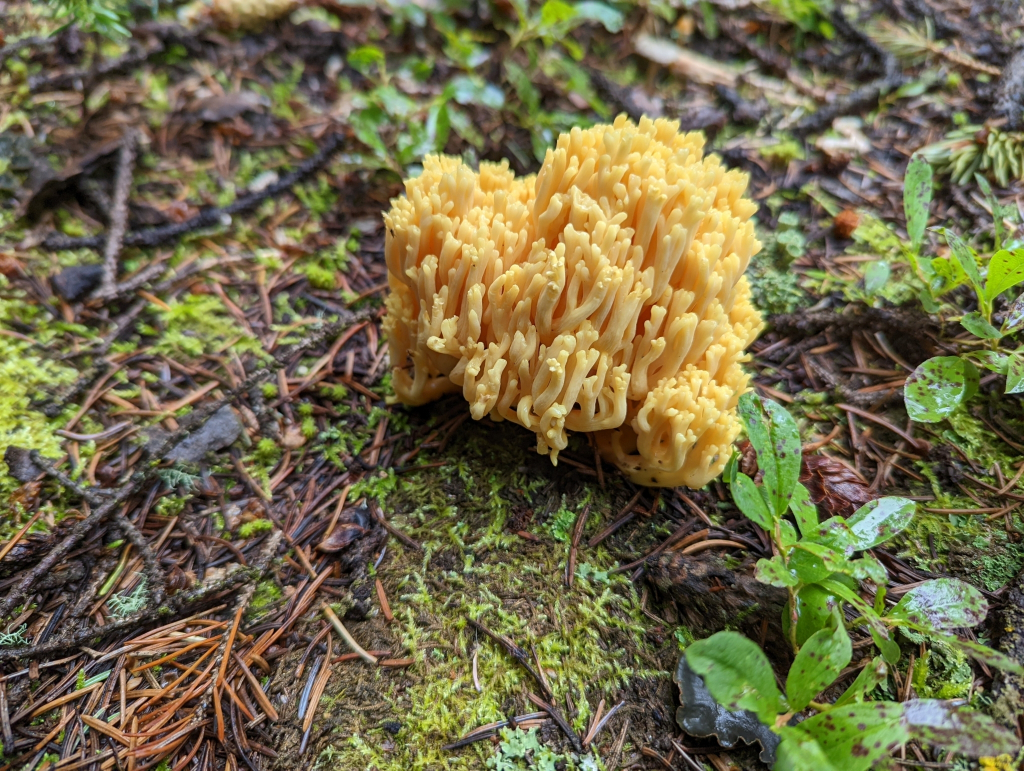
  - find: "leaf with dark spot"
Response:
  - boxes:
[844,497,916,550]
[737,392,800,520]
[904,356,978,423]
[786,612,852,712]
[778,702,906,771]
[685,630,784,725]
[886,578,987,632]
[902,700,1021,757]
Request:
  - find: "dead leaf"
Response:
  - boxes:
[280,423,307,450]
[800,454,875,518]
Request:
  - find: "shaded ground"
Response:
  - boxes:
[2,0,1024,770]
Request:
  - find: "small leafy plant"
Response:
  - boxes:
[48,0,134,39]
[693,392,1023,769]
[897,155,1024,421]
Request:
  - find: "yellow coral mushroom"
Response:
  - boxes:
[383,115,764,488]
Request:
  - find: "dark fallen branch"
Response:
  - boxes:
[41,132,346,252]
[0,531,282,662]
[467,618,552,702]
[94,130,139,300]
[794,10,906,135]
[441,712,549,751]
[526,692,584,754]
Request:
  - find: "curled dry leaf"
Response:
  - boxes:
[317,503,371,553]
[800,453,875,518]
[280,422,307,450]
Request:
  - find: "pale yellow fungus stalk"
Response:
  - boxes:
[383,115,764,488]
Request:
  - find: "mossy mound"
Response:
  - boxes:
[269,415,680,770]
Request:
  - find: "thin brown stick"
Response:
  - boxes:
[95,130,138,300]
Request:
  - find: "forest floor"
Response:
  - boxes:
[2,1,1024,770]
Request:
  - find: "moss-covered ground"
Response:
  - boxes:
[269,415,680,770]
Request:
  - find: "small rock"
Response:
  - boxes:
[165,406,243,464]
[51,264,105,302]
[4,446,43,482]
[381,721,402,735]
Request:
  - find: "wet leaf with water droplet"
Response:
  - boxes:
[904,356,978,422]
[886,578,987,632]
[902,699,1021,757]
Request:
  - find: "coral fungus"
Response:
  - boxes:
[383,115,763,487]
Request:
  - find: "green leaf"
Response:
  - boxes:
[976,173,1003,249]
[985,249,1024,301]
[834,656,888,707]
[871,625,902,664]
[844,556,888,584]
[789,483,818,538]
[902,699,1021,757]
[785,585,841,647]
[782,702,908,771]
[929,254,968,296]
[755,555,798,587]
[539,0,577,27]
[787,544,836,585]
[773,731,840,771]
[722,452,739,484]
[685,631,784,725]
[808,516,857,554]
[505,61,540,114]
[960,311,1003,339]
[737,392,801,518]
[845,497,917,550]
[903,155,933,254]
[944,229,984,298]
[863,260,890,295]
[346,45,386,75]
[904,356,979,422]
[786,615,852,712]
[572,1,624,32]
[1007,353,1024,394]
[887,578,988,632]
[1002,291,1024,334]
[349,106,389,158]
[732,472,774,530]
[971,350,1009,374]
[443,76,506,109]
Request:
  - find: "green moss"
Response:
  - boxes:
[0,298,78,501]
[249,579,283,615]
[747,218,808,316]
[238,518,274,539]
[309,423,667,770]
[148,295,264,361]
[759,138,805,166]
[253,438,281,465]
